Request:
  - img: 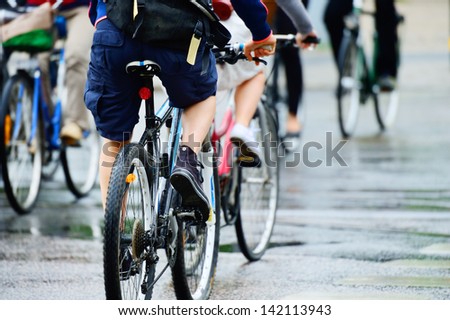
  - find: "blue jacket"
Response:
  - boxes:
[88,0,271,42]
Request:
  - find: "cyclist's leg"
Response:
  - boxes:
[229,71,265,160]
[323,0,353,66]
[181,97,216,153]
[275,9,304,137]
[154,43,217,222]
[84,20,141,207]
[60,6,93,141]
[375,0,398,89]
[98,139,129,207]
[218,12,265,160]
[170,98,216,222]
[234,71,265,127]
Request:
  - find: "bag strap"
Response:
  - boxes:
[132,0,146,39]
[187,0,221,22]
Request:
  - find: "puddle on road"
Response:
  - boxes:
[420,243,450,255]
[3,221,103,240]
[0,206,103,240]
[338,276,450,288]
[384,259,450,268]
[219,241,304,253]
[281,291,429,300]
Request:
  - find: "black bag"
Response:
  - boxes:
[105,0,230,51]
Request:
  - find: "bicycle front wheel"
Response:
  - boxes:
[337,32,363,138]
[103,143,158,300]
[0,71,43,214]
[171,142,220,300]
[374,86,399,131]
[60,116,100,197]
[235,104,279,261]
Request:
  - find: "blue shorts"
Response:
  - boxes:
[84,19,217,141]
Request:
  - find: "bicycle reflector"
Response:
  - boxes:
[139,87,152,100]
[126,173,136,184]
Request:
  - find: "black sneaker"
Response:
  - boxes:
[170,146,210,222]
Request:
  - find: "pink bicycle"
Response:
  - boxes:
[212,45,279,261]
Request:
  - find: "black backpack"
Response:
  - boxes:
[105,0,231,51]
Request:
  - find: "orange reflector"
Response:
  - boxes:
[126,173,136,183]
[4,114,11,145]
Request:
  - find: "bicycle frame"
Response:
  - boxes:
[9,15,67,152]
[211,91,235,177]
[342,5,376,97]
[9,55,62,153]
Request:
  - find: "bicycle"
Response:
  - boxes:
[102,60,220,300]
[336,0,404,138]
[213,44,279,261]
[0,5,100,214]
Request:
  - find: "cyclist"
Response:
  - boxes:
[324,0,399,91]
[24,0,93,144]
[273,0,309,152]
[216,0,317,160]
[85,0,276,221]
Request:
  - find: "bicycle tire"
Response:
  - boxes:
[373,14,402,132]
[0,71,43,214]
[234,104,279,261]
[103,143,158,300]
[41,146,60,180]
[60,116,100,198]
[337,32,363,139]
[171,141,220,300]
[374,86,399,131]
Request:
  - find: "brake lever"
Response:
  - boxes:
[253,57,267,65]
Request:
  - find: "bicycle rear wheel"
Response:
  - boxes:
[337,32,363,138]
[0,71,43,214]
[234,104,279,261]
[103,143,158,300]
[60,116,100,197]
[171,141,220,300]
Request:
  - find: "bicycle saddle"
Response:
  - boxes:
[125,60,161,77]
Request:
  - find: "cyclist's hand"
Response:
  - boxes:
[296,31,319,50]
[244,33,276,65]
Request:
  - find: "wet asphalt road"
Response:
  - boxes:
[1,0,449,300]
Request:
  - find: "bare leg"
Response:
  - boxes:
[234,72,265,127]
[99,138,129,208]
[181,95,216,153]
[286,112,302,133]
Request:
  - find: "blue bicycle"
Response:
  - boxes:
[0,12,100,214]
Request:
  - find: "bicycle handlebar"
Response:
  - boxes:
[213,34,321,64]
[274,34,321,48]
[213,44,268,65]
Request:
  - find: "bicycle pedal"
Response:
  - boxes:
[62,138,81,147]
[237,156,261,167]
[174,207,211,223]
[174,207,202,222]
